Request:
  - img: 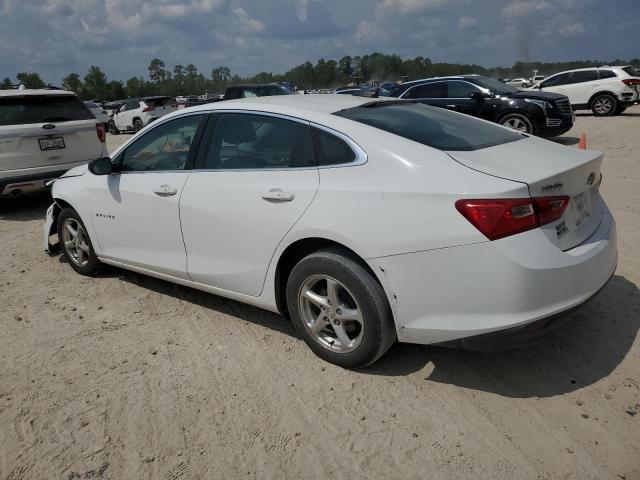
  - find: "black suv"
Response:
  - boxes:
[385,75,574,137]
[223,84,293,101]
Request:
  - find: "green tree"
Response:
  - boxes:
[16,72,45,89]
[83,66,108,99]
[148,58,167,83]
[61,72,83,93]
[1,77,12,89]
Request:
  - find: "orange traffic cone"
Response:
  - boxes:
[578,133,587,150]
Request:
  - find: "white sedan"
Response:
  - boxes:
[43,95,617,368]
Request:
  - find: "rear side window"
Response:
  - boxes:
[0,95,93,126]
[599,70,617,79]
[569,71,598,83]
[146,97,174,107]
[311,128,356,166]
[335,102,523,151]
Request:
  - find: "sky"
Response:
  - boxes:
[1,0,639,84]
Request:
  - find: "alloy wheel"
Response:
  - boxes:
[503,117,529,132]
[594,97,612,115]
[297,275,365,353]
[61,218,90,267]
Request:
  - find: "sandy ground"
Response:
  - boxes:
[1,106,639,480]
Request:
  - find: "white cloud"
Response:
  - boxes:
[232,7,265,33]
[378,0,445,14]
[459,16,477,28]
[502,1,551,18]
[558,22,586,36]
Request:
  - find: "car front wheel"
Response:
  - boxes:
[591,94,617,116]
[500,113,534,134]
[286,248,396,368]
[57,208,102,276]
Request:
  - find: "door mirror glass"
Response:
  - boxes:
[469,91,488,101]
[88,156,113,175]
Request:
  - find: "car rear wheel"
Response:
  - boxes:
[57,208,102,276]
[500,113,534,134]
[133,119,144,132]
[286,248,396,368]
[591,94,617,116]
[108,120,120,135]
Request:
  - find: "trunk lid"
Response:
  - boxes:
[448,136,603,250]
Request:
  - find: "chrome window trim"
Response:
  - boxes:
[399,79,482,101]
[187,109,367,172]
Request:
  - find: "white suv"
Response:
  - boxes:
[109,96,177,134]
[0,89,106,198]
[531,66,640,116]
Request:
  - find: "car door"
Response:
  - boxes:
[444,80,490,119]
[116,101,139,130]
[89,113,207,278]
[566,70,599,105]
[538,73,573,100]
[401,81,448,108]
[179,112,319,296]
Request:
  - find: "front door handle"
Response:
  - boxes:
[261,188,295,203]
[153,184,178,197]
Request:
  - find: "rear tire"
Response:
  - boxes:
[286,247,396,369]
[133,119,144,132]
[591,94,617,116]
[57,208,102,277]
[108,120,120,135]
[499,113,534,134]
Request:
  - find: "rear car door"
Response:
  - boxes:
[566,70,599,105]
[0,93,103,172]
[88,113,207,278]
[180,112,319,296]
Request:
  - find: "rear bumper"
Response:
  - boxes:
[370,205,617,346]
[0,166,81,196]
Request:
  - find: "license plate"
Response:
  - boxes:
[38,136,65,151]
[573,191,591,227]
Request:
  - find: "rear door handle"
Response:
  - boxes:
[153,184,178,197]
[261,188,295,202]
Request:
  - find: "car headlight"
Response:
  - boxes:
[524,98,553,114]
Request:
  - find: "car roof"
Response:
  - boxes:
[549,66,630,75]
[399,75,482,87]
[177,94,392,123]
[0,88,76,98]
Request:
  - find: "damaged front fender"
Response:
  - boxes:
[43,202,61,256]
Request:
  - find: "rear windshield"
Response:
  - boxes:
[145,97,174,107]
[335,102,523,151]
[0,95,93,126]
[622,66,640,77]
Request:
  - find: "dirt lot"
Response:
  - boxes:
[1,107,639,480]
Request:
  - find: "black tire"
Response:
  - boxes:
[614,105,627,115]
[108,120,120,135]
[57,208,102,276]
[499,113,534,134]
[133,118,143,132]
[591,94,617,116]
[286,247,396,369]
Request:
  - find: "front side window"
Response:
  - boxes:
[541,73,571,88]
[0,95,93,126]
[404,82,446,99]
[447,81,480,98]
[569,70,598,83]
[120,115,204,172]
[335,102,522,151]
[204,113,316,169]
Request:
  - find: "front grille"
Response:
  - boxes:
[554,99,572,115]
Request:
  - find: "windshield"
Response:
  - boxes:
[0,95,93,125]
[335,101,523,151]
[472,76,520,94]
[256,86,293,96]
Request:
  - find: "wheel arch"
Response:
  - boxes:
[587,91,618,109]
[273,237,387,317]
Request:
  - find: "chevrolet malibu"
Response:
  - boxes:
[43,95,617,368]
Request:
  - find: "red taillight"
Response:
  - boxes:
[95,123,106,143]
[622,78,640,86]
[455,196,570,240]
[142,106,154,112]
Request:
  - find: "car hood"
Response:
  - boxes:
[59,164,89,178]
[505,90,568,102]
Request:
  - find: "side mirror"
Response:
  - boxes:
[88,157,113,175]
[470,91,489,101]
